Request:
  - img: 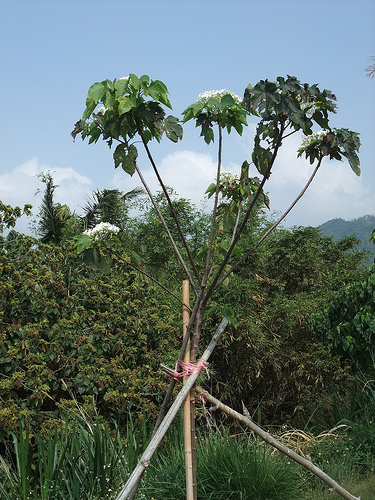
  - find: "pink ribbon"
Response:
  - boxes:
[173,359,209,380]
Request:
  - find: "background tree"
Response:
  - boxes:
[81,187,145,231]
[34,172,73,245]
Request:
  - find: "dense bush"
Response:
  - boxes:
[203,227,367,428]
[0,231,180,433]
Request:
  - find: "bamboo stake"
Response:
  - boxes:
[182,280,195,500]
[115,318,228,500]
[159,369,360,500]
[194,387,361,500]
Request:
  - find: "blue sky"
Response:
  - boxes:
[1,0,374,233]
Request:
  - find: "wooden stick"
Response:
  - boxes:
[158,370,360,500]
[195,387,361,500]
[182,281,195,500]
[115,318,229,500]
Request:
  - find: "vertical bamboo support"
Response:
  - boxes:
[182,280,195,500]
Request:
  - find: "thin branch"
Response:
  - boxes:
[212,154,324,291]
[202,120,286,307]
[202,123,223,289]
[133,163,198,296]
[107,248,192,312]
[230,200,242,247]
[137,122,202,286]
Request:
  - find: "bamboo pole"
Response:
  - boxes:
[195,387,360,500]
[182,280,195,500]
[115,318,228,500]
[158,370,360,500]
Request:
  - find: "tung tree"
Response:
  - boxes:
[72,73,361,500]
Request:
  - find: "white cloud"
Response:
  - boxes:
[111,150,228,209]
[0,157,93,234]
[2,147,373,238]
[258,132,374,227]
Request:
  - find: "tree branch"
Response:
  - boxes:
[136,122,202,286]
[202,121,286,307]
[212,154,324,291]
[133,162,198,295]
[107,248,192,312]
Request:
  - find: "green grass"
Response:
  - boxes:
[301,474,375,500]
[0,414,138,499]
[142,430,301,499]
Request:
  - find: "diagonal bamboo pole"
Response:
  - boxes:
[195,387,361,500]
[159,369,360,500]
[115,318,228,500]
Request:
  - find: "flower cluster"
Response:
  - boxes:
[219,170,241,186]
[83,222,120,241]
[198,89,242,104]
[300,130,328,148]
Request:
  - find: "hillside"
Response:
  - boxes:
[318,214,375,268]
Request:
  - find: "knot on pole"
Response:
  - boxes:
[173,359,209,380]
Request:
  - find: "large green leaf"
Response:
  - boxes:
[252,144,272,176]
[87,82,107,104]
[163,115,183,142]
[82,97,97,120]
[75,234,92,254]
[118,96,136,115]
[148,80,172,108]
[113,143,138,176]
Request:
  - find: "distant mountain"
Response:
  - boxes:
[318,215,375,268]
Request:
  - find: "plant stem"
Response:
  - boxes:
[133,163,198,295]
[213,154,324,291]
[202,121,286,307]
[201,122,223,289]
[137,122,202,286]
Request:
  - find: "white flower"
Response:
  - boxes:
[83,222,120,241]
[97,106,107,114]
[219,171,240,185]
[300,130,328,148]
[198,89,242,104]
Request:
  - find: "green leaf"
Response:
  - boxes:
[345,151,361,176]
[114,78,129,97]
[113,143,138,175]
[129,74,140,90]
[87,82,107,104]
[221,306,239,327]
[252,144,272,176]
[312,110,329,129]
[163,115,183,142]
[148,80,172,108]
[205,183,216,198]
[118,96,136,115]
[82,97,97,120]
[75,234,92,254]
[220,93,235,108]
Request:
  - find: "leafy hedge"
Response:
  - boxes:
[0,231,179,433]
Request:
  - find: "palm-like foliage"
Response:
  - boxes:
[81,187,145,230]
[35,173,72,245]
